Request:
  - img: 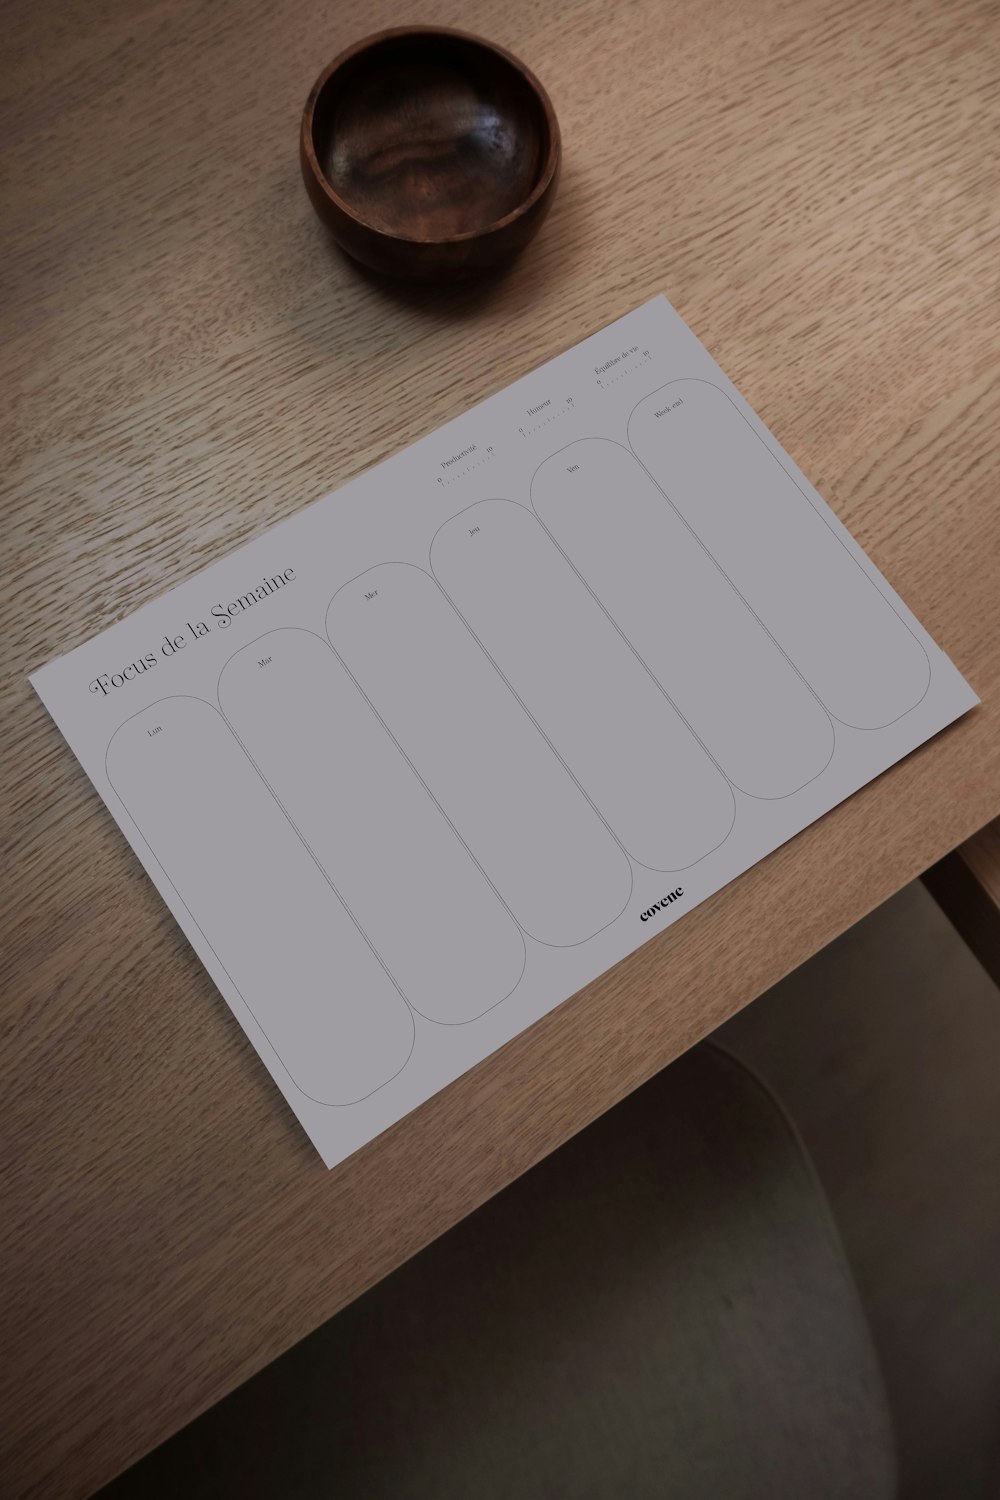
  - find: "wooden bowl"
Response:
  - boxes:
[300,27,561,280]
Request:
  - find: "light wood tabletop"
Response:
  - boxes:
[2,0,999,1495]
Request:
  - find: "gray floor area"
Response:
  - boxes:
[719,881,1000,1500]
[103,1042,897,1500]
[98,881,1000,1498]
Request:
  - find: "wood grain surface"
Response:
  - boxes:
[2,0,999,1496]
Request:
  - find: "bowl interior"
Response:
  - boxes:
[310,32,552,242]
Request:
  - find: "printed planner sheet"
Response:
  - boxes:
[32,298,978,1166]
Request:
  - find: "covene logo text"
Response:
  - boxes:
[640,888,684,922]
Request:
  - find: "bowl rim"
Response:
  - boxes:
[300,25,562,247]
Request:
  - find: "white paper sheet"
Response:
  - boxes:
[31,297,978,1166]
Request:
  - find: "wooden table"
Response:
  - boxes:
[2,0,998,1494]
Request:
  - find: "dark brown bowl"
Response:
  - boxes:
[300,27,561,280]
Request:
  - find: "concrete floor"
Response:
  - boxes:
[719,881,1000,1499]
[99,881,1000,1497]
